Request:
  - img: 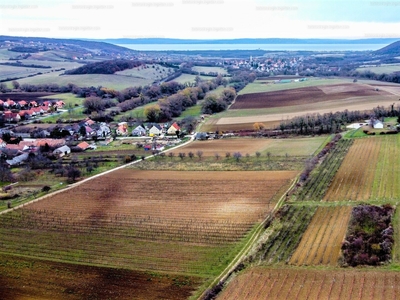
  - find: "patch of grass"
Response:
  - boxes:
[238,77,351,95]
[356,64,400,74]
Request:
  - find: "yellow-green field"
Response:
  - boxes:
[356,64,400,74]
[192,66,228,75]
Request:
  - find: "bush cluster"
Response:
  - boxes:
[341,204,394,267]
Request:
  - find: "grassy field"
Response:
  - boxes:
[356,64,400,74]
[172,73,213,84]
[192,66,228,75]
[5,71,153,90]
[115,63,173,79]
[237,77,351,95]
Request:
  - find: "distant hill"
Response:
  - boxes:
[93,38,400,45]
[0,35,137,56]
[374,40,400,55]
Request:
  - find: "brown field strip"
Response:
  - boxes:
[168,138,273,157]
[289,206,352,266]
[0,253,200,300]
[231,84,391,110]
[0,169,297,276]
[217,268,400,300]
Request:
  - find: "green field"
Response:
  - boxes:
[238,77,351,95]
[192,66,228,75]
[172,73,213,84]
[5,71,153,90]
[260,136,329,157]
[115,63,174,80]
[356,64,400,74]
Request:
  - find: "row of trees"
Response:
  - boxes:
[276,105,400,135]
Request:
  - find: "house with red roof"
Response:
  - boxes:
[77,141,90,151]
[167,122,180,135]
[4,111,21,122]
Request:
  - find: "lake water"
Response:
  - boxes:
[117,43,388,52]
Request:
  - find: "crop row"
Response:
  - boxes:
[0,226,234,276]
[252,205,317,264]
[296,139,353,201]
[289,206,352,266]
[324,138,380,201]
[0,209,254,245]
[218,268,400,300]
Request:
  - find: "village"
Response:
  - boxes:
[0,96,192,168]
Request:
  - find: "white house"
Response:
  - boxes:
[167,122,180,135]
[132,125,146,136]
[370,119,384,129]
[149,125,163,136]
[53,145,71,157]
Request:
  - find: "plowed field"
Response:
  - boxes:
[289,206,352,266]
[217,267,400,300]
[0,170,297,275]
[231,83,390,110]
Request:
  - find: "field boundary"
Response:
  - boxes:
[195,175,299,300]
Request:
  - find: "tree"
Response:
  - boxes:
[178,152,186,160]
[67,166,81,182]
[196,150,204,160]
[215,153,220,160]
[144,104,161,122]
[201,95,227,114]
[253,122,265,131]
[256,151,261,159]
[233,152,242,162]
[225,152,231,158]
[79,125,87,137]
[168,152,175,159]
[12,80,20,90]
[266,152,271,160]
[188,151,194,159]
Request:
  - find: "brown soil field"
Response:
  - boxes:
[0,170,297,281]
[218,267,400,300]
[200,120,281,132]
[169,138,273,156]
[216,94,398,126]
[0,92,56,101]
[0,253,200,300]
[289,206,352,266]
[230,83,390,110]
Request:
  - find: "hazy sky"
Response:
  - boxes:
[0,0,399,39]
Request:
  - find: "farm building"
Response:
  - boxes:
[370,119,384,129]
[6,152,29,167]
[53,145,71,157]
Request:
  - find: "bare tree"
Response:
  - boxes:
[168,152,175,159]
[196,150,204,160]
[256,151,261,159]
[188,151,194,159]
[266,152,271,160]
[225,152,231,158]
[178,152,186,160]
[214,153,220,160]
[233,152,242,162]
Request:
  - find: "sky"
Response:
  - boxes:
[0,0,400,40]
